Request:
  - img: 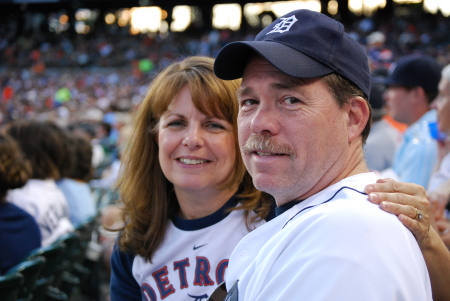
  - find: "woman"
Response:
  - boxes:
[110,56,272,300]
[0,133,41,274]
[6,120,74,246]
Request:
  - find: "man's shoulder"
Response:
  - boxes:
[286,182,403,236]
[295,190,386,223]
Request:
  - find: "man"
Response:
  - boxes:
[429,64,450,246]
[383,54,441,187]
[364,71,403,171]
[365,31,393,71]
[213,9,431,300]
[428,64,450,193]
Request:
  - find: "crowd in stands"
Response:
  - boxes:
[1,8,450,301]
[0,119,114,300]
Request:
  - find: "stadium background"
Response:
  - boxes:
[0,1,449,300]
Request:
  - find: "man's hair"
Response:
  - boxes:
[323,73,372,144]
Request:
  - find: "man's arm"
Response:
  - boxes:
[365,179,450,301]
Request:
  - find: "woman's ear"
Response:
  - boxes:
[346,97,370,143]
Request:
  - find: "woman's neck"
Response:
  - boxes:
[175,186,238,220]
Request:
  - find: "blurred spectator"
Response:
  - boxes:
[97,121,117,163]
[56,128,97,226]
[71,121,106,170]
[0,133,41,274]
[383,54,442,187]
[428,64,450,193]
[364,71,403,171]
[6,120,74,246]
[423,64,450,250]
[366,31,394,72]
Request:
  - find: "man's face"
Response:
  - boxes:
[384,85,415,125]
[237,57,350,205]
[433,77,450,134]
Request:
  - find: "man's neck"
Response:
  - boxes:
[407,107,430,126]
[275,142,368,206]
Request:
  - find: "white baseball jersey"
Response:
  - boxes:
[110,196,265,301]
[225,173,432,301]
[7,179,74,246]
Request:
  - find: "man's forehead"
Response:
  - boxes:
[238,58,314,97]
[242,55,313,83]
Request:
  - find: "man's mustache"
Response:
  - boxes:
[242,135,295,155]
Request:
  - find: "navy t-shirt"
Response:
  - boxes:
[0,202,41,274]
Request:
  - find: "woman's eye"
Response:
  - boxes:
[167,120,185,127]
[206,122,225,130]
[284,97,301,105]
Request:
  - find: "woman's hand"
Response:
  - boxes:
[364,178,433,250]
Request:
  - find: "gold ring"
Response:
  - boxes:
[415,209,423,220]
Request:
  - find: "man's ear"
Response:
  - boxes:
[410,86,427,106]
[346,97,370,143]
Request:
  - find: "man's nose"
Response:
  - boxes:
[250,107,280,136]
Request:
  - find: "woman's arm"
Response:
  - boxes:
[365,179,450,301]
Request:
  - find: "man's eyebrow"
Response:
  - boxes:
[271,77,306,91]
[236,77,308,99]
[236,86,252,99]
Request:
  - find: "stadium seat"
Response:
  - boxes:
[27,243,65,301]
[53,232,82,298]
[31,277,52,301]
[0,273,24,301]
[74,215,97,261]
[7,256,46,301]
[45,286,68,301]
[27,243,65,280]
[75,215,96,243]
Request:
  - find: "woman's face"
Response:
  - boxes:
[157,85,236,195]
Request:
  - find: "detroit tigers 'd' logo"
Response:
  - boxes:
[266,15,298,35]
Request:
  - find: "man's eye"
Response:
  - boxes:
[241,99,258,107]
[284,97,301,105]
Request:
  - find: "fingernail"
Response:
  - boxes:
[365,185,374,193]
[381,201,390,209]
[369,193,378,202]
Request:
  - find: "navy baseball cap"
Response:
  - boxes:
[214,9,370,98]
[385,54,441,92]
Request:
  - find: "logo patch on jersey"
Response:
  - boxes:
[266,15,297,35]
[188,293,208,301]
[193,244,207,250]
[224,280,238,301]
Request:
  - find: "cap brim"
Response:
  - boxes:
[214,41,333,80]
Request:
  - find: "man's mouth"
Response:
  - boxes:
[178,158,208,165]
[255,151,285,157]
